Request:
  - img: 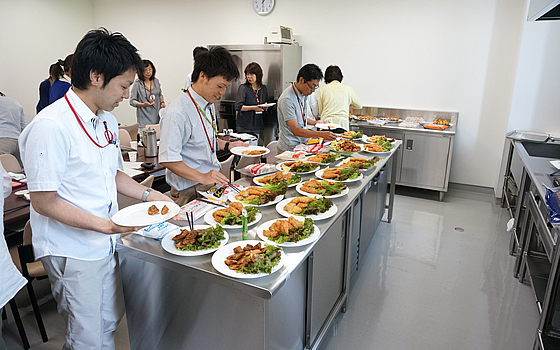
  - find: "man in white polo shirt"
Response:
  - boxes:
[160,46,247,206]
[19,28,173,349]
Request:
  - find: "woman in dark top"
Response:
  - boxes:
[234,62,269,137]
[49,54,73,104]
[36,63,61,113]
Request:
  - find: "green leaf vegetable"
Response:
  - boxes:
[221,206,260,226]
[238,244,282,274]
[178,225,225,251]
[271,218,315,244]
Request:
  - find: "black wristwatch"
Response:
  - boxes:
[224,141,230,152]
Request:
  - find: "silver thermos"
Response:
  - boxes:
[142,128,158,157]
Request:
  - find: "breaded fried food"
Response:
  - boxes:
[284,197,315,214]
[242,150,266,155]
[225,243,270,270]
[321,168,343,179]
[172,229,203,249]
[257,171,293,184]
[235,186,268,201]
[161,205,169,215]
[263,216,303,238]
[147,205,159,215]
[365,144,383,152]
[212,202,245,222]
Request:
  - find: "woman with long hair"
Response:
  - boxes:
[48,54,73,104]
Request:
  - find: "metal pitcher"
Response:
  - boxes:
[142,128,158,157]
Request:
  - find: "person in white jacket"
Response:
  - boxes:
[0,162,27,348]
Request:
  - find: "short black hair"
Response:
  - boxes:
[193,46,208,59]
[139,59,156,81]
[244,62,263,87]
[324,65,343,84]
[297,63,323,83]
[72,28,143,90]
[191,46,239,83]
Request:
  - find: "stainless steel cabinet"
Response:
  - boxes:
[308,214,346,346]
[401,133,451,189]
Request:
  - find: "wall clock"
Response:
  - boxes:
[253,0,275,15]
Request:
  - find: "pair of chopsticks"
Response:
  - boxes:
[185,211,194,231]
[197,197,228,208]
[228,183,240,194]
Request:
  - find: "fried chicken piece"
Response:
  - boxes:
[304,179,322,187]
[172,229,189,241]
[161,205,169,215]
[365,144,383,152]
[212,209,227,222]
[301,185,319,194]
[147,205,159,215]
[229,202,244,216]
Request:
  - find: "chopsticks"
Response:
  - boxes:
[228,183,240,194]
[197,197,228,208]
[186,211,194,231]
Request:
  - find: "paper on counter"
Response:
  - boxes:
[120,162,145,177]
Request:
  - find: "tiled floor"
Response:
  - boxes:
[2,185,539,349]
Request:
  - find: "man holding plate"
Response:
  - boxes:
[19,29,173,349]
[160,47,247,206]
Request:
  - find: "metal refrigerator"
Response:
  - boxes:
[209,44,302,146]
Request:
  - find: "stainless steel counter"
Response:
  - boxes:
[117,142,400,350]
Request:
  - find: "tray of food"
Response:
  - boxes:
[329,139,362,154]
[315,167,363,183]
[112,201,180,227]
[203,202,262,229]
[253,171,302,188]
[276,161,320,174]
[275,196,337,221]
[161,224,228,256]
[382,117,402,123]
[230,146,270,157]
[432,118,451,126]
[295,179,349,199]
[305,153,341,165]
[257,217,320,247]
[212,240,284,278]
[228,186,284,207]
[340,130,364,140]
[423,124,449,130]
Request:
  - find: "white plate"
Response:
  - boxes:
[383,118,402,123]
[315,168,364,183]
[295,182,349,199]
[361,135,396,144]
[112,201,180,227]
[211,240,285,278]
[258,103,276,108]
[275,197,338,221]
[203,207,262,229]
[230,146,270,158]
[14,189,29,197]
[161,225,229,256]
[228,190,284,207]
[256,217,321,247]
[361,146,391,156]
[253,172,303,187]
[316,123,341,130]
[551,160,560,169]
[304,154,343,165]
[276,161,320,174]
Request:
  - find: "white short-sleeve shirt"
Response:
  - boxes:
[19,89,124,261]
[159,87,220,191]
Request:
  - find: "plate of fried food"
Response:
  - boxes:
[161,224,229,256]
[276,196,337,221]
[382,117,402,123]
[253,171,302,188]
[315,167,364,183]
[296,179,349,199]
[361,135,395,155]
[112,201,180,227]
[305,153,341,165]
[257,217,320,247]
[203,202,262,229]
[340,130,364,140]
[329,139,363,154]
[212,240,285,278]
[337,157,378,171]
[228,186,284,207]
[230,145,270,158]
[276,161,320,174]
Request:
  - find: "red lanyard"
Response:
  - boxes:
[252,87,262,105]
[186,88,216,152]
[142,81,153,101]
[292,84,306,127]
[65,94,115,148]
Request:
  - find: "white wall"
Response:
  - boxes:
[0,0,93,119]
[1,0,528,188]
[507,20,560,135]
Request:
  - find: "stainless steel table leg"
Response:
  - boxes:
[387,148,398,223]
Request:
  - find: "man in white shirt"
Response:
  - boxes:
[19,28,173,349]
[160,46,247,206]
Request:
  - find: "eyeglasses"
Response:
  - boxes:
[306,81,319,91]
